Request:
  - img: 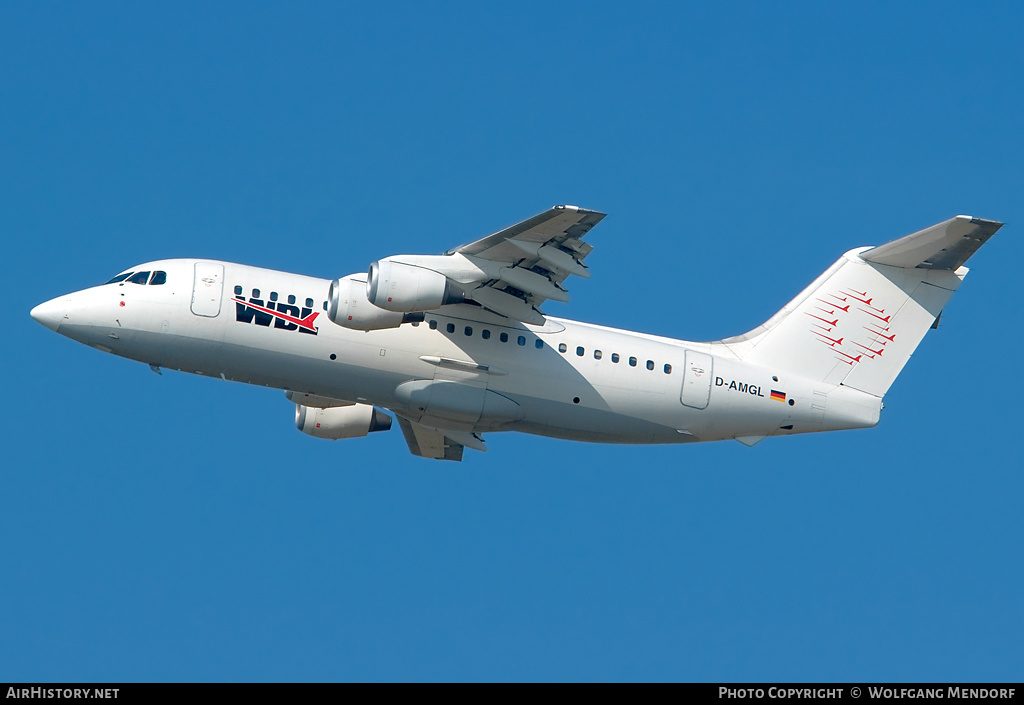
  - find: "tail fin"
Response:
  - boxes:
[717,216,1003,397]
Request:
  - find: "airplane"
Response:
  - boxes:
[30,205,1002,461]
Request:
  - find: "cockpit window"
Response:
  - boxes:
[127,271,151,285]
[105,272,133,284]
[149,271,167,285]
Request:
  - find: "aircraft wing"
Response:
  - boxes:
[395,415,488,461]
[446,205,605,324]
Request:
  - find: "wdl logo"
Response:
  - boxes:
[232,286,320,335]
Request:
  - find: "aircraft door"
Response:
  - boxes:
[191,262,224,317]
[680,350,713,409]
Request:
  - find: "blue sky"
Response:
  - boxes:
[3,2,1021,682]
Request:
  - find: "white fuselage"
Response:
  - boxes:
[32,258,880,447]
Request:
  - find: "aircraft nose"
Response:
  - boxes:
[30,297,67,332]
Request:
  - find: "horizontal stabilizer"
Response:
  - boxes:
[861,215,1002,271]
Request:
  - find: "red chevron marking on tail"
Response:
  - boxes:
[818,297,851,312]
[865,327,896,342]
[860,309,891,323]
[854,342,884,356]
[812,331,844,347]
[842,290,874,305]
[805,312,839,326]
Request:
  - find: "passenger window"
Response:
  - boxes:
[594,350,602,360]
[429,320,438,330]
[127,271,150,285]
[465,326,473,336]
[105,272,132,284]
[629,356,637,367]
[306,298,314,308]
[446,323,455,334]
[535,339,543,349]
[500,332,509,343]
[270,292,278,302]
[664,364,672,374]
[149,271,167,285]
[611,353,620,363]
[576,346,585,357]
[288,294,296,304]
[558,343,567,353]
[517,336,526,346]
[647,360,655,370]
[234,285,243,295]
[482,329,491,340]
[253,289,261,297]
[322,301,327,310]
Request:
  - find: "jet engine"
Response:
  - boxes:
[367,259,454,312]
[295,403,393,440]
[328,276,414,331]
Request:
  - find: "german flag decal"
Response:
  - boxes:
[770,390,787,402]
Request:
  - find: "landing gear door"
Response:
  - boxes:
[681,350,713,410]
[191,262,224,317]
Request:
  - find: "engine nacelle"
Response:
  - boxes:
[295,403,393,440]
[328,276,407,331]
[368,259,449,312]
